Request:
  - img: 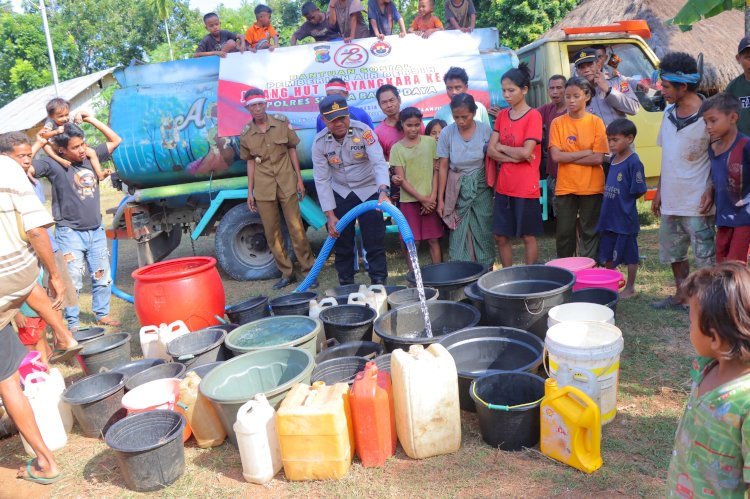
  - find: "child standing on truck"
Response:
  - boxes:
[596,119,647,298]
[368,0,406,39]
[703,93,750,263]
[194,12,240,58]
[667,261,750,498]
[241,4,278,52]
[390,107,443,266]
[549,77,608,260]
[40,99,110,181]
[409,0,443,38]
[726,37,750,136]
[444,0,476,33]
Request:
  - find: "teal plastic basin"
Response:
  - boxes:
[199,347,313,446]
[225,316,320,360]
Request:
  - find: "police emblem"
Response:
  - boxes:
[620,80,630,93]
[329,156,342,165]
[362,130,376,145]
[370,40,392,57]
[314,45,331,63]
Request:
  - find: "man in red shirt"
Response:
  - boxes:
[537,74,566,216]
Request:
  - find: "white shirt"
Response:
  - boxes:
[657,104,713,216]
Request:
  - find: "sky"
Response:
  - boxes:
[11,0,248,14]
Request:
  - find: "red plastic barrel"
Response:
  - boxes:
[132,257,225,331]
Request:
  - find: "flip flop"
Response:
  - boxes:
[18,459,62,485]
[96,317,122,327]
[50,344,83,363]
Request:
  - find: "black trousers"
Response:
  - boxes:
[333,191,387,284]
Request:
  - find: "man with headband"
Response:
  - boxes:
[239,88,317,290]
[650,52,715,311]
[312,94,391,285]
[315,77,374,132]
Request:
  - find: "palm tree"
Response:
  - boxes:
[149,0,174,61]
[672,0,750,36]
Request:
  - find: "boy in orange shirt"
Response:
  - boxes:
[409,0,443,38]
[241,4,278,52]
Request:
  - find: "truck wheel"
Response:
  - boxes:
[214,203,292,281]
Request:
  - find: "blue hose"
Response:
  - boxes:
[110,196,135,304]
[294,200,414,293]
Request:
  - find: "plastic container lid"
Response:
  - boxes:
[226,316,320,349]
[545,321,624,361]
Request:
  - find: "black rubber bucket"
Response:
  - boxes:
[78,333,132,375]
[319,304,377,344]
[226,296,269,325]
[185,361,224,379]
[324,284,405,298]
[311,356,369,385]
[374,354,391,374]
[374,300,481,352]
[470,371,545,450]
[62,372,127,438]
[105,410,186,492]
[315,340,384,364]
[270,292,317,316]
[73,327,106,344]
[463,282,486,325]
[406,261,486,301]
[438,327,544,412]
[167,328,227,371]
[478,265,575,340]
[112,359,166,382]
[125,363,187,392]
[386,287,439,310]
[570,287,619,317]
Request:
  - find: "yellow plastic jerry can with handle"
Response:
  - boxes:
[540,378,603,474]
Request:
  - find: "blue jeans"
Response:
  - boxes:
[54,225,111,330]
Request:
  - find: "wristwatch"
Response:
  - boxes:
[378,186,391,196]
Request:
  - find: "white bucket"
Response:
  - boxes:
[547,303,615,329]
[545,321,624,424]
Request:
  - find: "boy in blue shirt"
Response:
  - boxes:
[597,118,647,298]
[703,93,750,263]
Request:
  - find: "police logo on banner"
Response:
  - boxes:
[370,41,392,57]
[314,45,330,63]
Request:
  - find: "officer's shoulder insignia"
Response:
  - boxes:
[362,130,376,146]
[240,123,253,135]
[273,113,287,122]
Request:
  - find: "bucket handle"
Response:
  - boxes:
[214,315,228,325]
[471,381,544,411]
[524,297,545,315]
[617,279,626,290]
[178,354,195,361]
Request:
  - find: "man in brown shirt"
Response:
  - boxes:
[240,88,317,290]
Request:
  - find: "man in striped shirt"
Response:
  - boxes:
[0,155,64,484]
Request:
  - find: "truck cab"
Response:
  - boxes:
[516,22,664,183]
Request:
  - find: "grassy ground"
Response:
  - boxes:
[0,184,696,498]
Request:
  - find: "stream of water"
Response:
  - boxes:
[405,241,433,338]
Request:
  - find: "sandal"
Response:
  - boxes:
[17,459,62,485]
[650,296,688,311]
[96,317,122,327]
[50,344,83,363]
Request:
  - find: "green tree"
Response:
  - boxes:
[671,0,749,36]
[475,0,579,49]
[149,0,175,60]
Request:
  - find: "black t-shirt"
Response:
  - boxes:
[196,30,239,53]
[33,143,111,230]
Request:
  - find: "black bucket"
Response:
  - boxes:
[324,284,405,298]
[62,372,127,438]
[269,292,317,316]
[311,356,369,385]
[463,283,486,325]
[438,327,544,412]
[470,371,545,450]
[406,261,486,301]
[374,300,481,352]
[112,359,166,382]
[78,333,132,375]
[319,304,377,344]
[185,361,224,379]
[105,410,186,492]
[478,265,575,340]
[570,287,619,317]
[226,296,269,325]
[73,327,106,344]
[167,328,227,371]
[315,340,384,364]
[374,354,391,374]
[125,363,187,392]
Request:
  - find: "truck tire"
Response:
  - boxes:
[214,203,293,281]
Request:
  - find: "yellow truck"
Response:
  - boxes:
[516,21,664,186]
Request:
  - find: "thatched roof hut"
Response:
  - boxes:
[545,0,743,93]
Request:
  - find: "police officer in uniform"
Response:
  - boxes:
[240,88,317,290]
[573,48,640,127]
[312,94,391,285]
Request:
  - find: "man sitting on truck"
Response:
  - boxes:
[434,67,492,125]
[573,48,640,127]
[315,78,374,132]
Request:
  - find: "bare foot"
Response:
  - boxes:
[619,288,637,299]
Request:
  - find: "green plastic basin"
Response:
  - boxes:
[199,346,313,446]
[225,316,320,360]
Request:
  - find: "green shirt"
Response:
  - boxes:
[389,136,437,203]
[726,74,750,136]
[667,360,750,498]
